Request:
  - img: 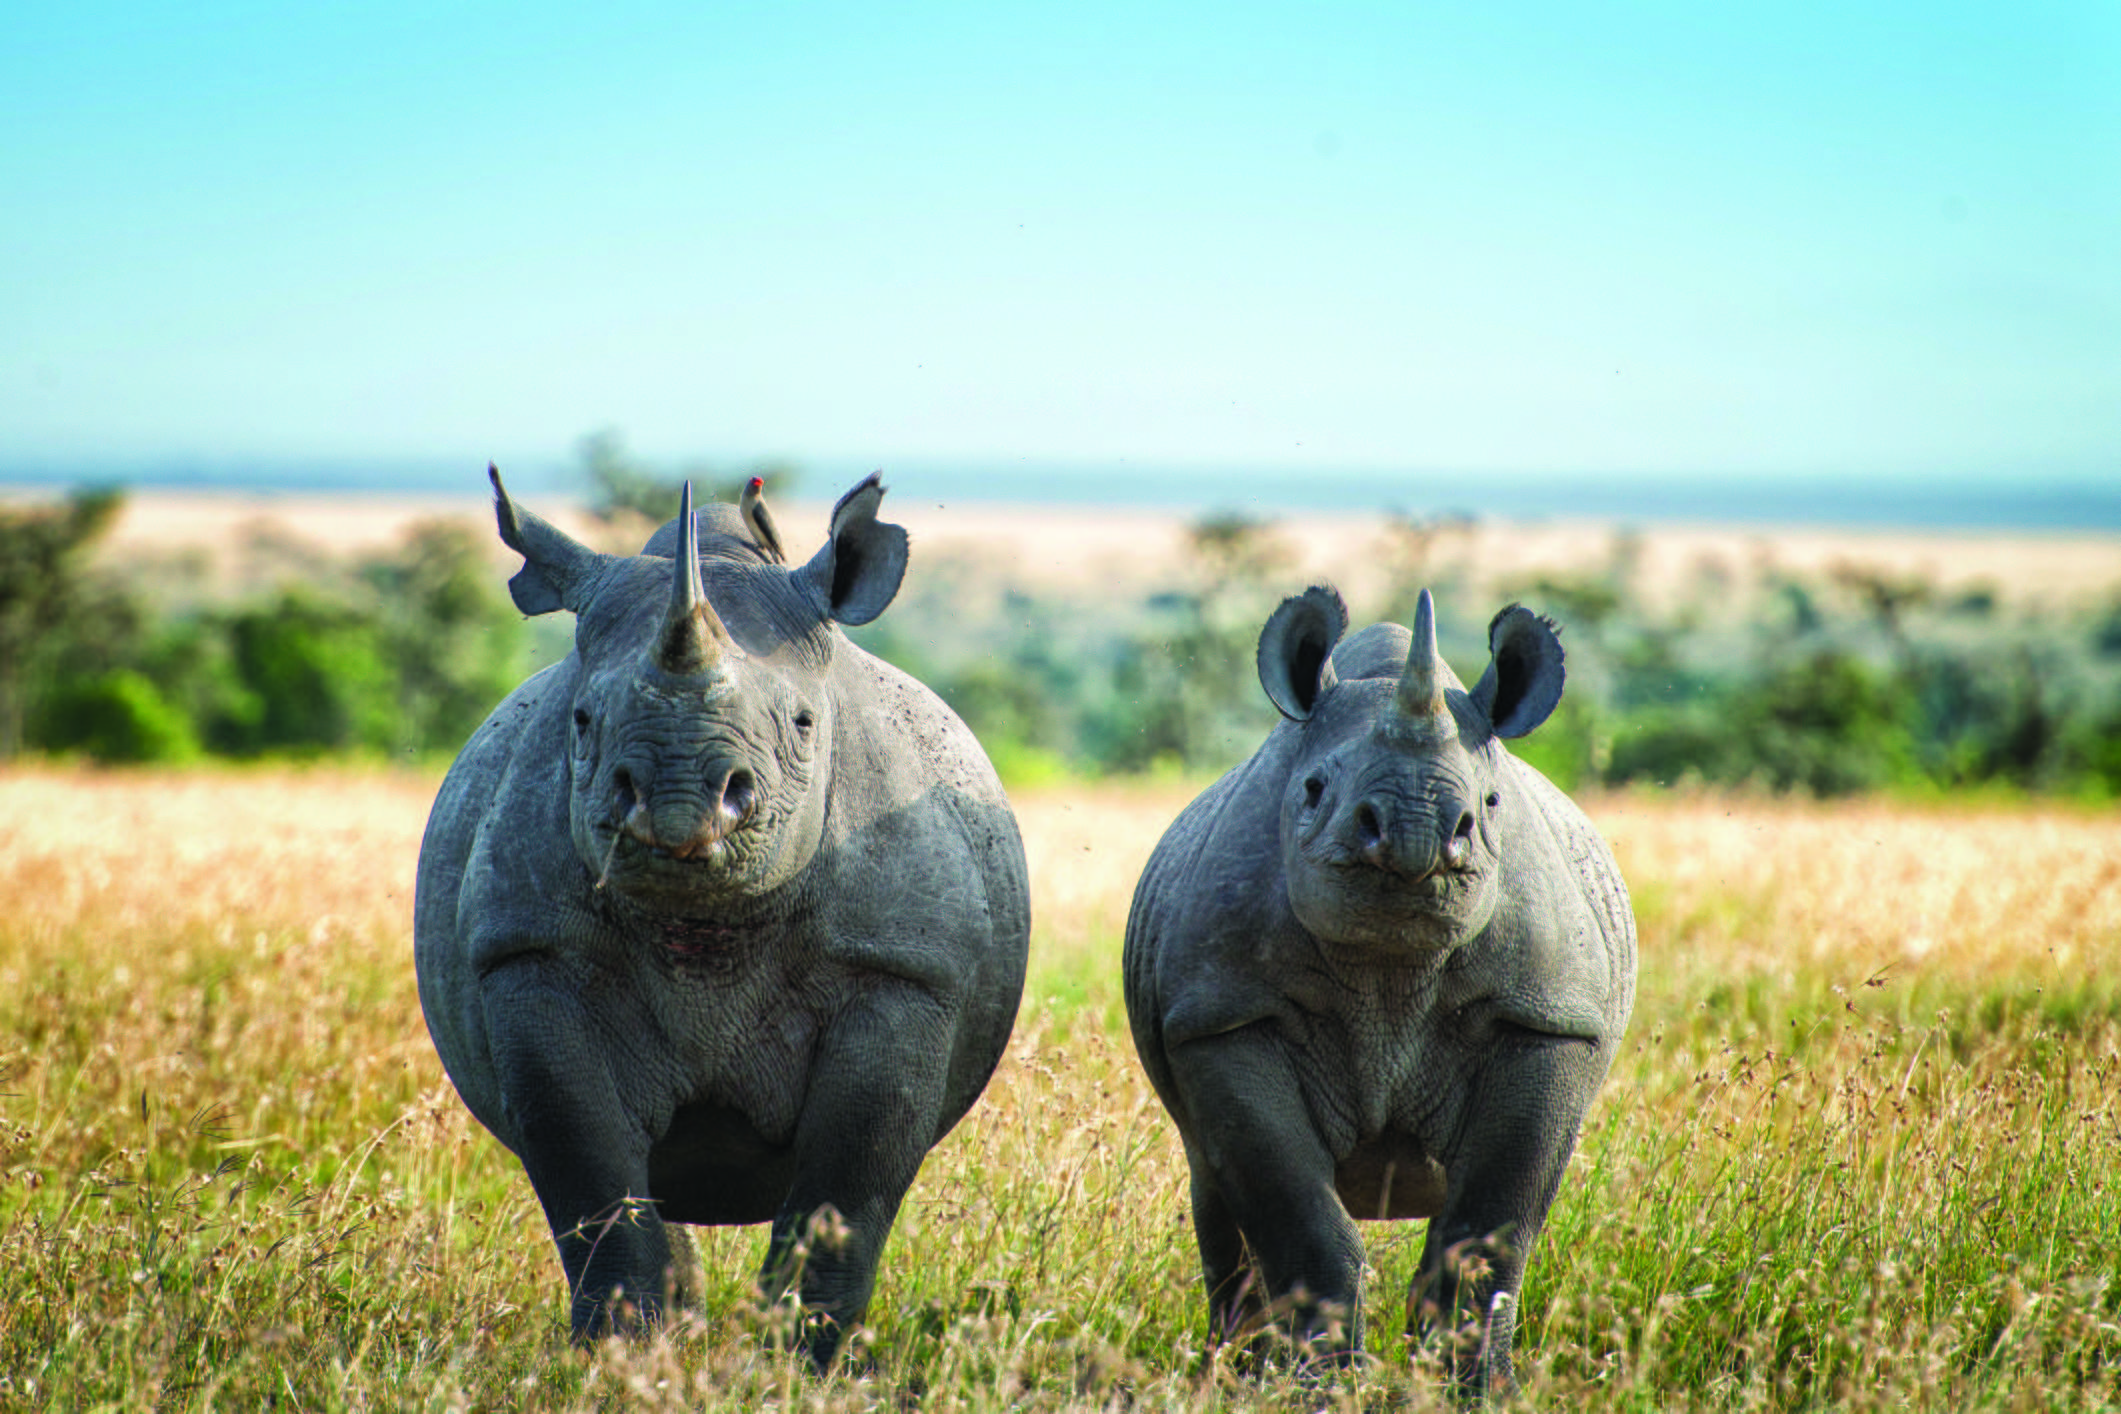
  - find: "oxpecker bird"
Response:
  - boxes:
[740,476,786,563]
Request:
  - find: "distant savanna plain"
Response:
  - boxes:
[2,493,2117,1410]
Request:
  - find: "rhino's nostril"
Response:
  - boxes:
[1353,801,1386,853]
[1445,811,1476,870]
[719,768,757,823]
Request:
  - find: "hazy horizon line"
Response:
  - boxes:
[4,454,2119,532]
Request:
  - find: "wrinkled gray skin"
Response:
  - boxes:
[1124,585,1635,1396]
[415,468,1029,1367]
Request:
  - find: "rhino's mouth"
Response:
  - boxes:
[577,757,815,904]
[644,836,734,864]
[1314,844,1479,896]
[593,823,773,901]
[1346,861,1477,912]
[1290,853,1487,953]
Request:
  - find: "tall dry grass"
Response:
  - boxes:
[2,765,2117,1410]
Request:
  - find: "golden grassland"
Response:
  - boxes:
[2,764,2118,1411]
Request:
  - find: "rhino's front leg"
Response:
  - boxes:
[1167,1024,1365,1362]
[481,960,678,1338]
[759,984,957,1370]
[1188,1140,1270,1348]
[1409,1032,1607,1398]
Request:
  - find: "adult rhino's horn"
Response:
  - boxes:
[1391,588,1455,739]
[656,483,737,676]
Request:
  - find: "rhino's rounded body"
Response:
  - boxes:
[415,475,1028,1364]
[417,645,1027,1208]
[1124,593,1635,1393]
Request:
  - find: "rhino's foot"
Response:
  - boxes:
[797,1308,855,1375]
[1238,1340,1377,1393]
[740,1288,868,1377]
[567,1285,666,1343]
[1405,1287,1520,1405]
[1209,1296,1369,1384]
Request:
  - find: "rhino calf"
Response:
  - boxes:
[1124,586,1635,1393]
[415,469,1030,1366]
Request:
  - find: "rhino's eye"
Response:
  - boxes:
[573,708,592,734]
[1485,792,1501,810]
[1302,774,1325,810]
[794,709,816,732]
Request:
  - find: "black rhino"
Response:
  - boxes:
[415,468,1030,1366]
[1124,585,1635,1394]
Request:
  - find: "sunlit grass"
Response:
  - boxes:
[2,765,2117,1409]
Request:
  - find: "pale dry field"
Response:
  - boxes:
[3,764,2118,1409]
[29,486,2121,612]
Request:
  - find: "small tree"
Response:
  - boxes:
[0,487,125,757]
[360,519,527,754]
[1091,512,1293,774]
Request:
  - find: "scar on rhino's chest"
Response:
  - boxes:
[654,918,761,972]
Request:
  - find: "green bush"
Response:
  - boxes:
[936,661,1072,762]
[1508,695,1603,792]
[1599,652,1924,794]
[218,590,399,754]
[30,670,200,764]
[1743,650,1922,793]
[9,477,2119,797]
[136,619,266,756]
[1603,704,1738,789]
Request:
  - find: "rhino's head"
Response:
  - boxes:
[488,465,907,910]
[1257,585,1565,953]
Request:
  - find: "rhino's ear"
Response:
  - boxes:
[797,472,908,627]
[1470,604,1565,739]
[489,463,611,615]
[1257,585,1348,721]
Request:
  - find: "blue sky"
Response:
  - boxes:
[4,1,2117,488]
